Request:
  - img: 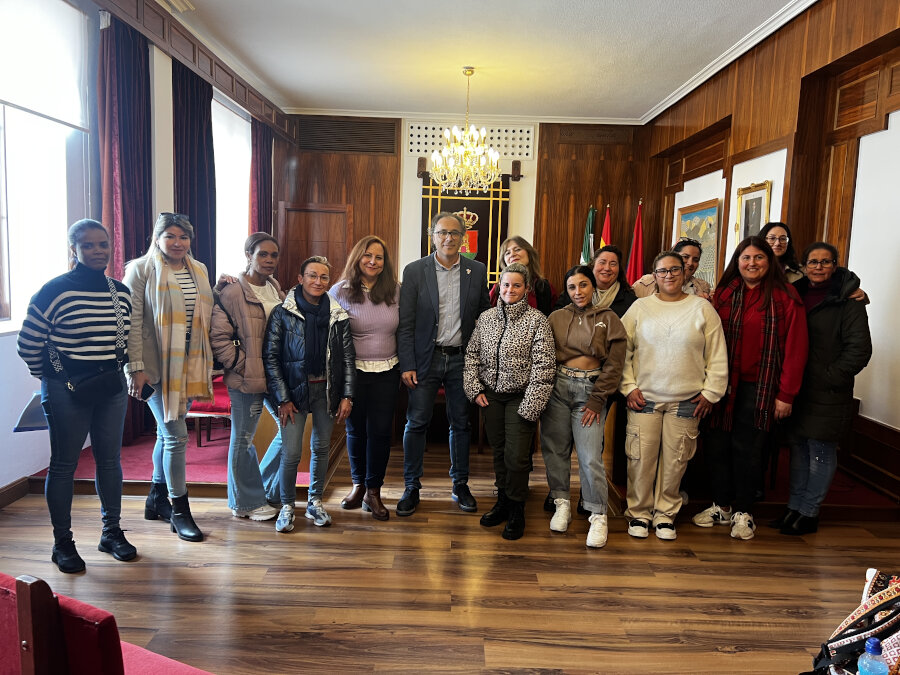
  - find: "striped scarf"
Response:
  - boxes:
[151,251,214,421]
[709,278,781,432]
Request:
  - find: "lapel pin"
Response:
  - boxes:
[466,269,471,275]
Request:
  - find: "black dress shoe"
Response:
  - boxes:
[98,528,138,561]
[52,539,86,574]
[768,508,799,529]
[396,487,420,516]
[781,514,819,536]
[452,483,477,512]
[480,491,509,527]
[543,491,554,513]
[502,501,526,540]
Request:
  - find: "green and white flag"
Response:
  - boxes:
[581,206,597,265]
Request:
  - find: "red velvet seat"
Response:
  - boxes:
[185,374,231,446]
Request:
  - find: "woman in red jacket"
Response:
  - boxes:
[692,236,808,541]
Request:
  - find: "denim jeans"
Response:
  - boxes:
[40,374,128,542]
[788,437,838,517]
[145,384,191,498]
[403,351,471,489]
[540,373,609,514]
[481,389,535,502]
[279,380,333,505]
[345,367,400,489]
[227,388,282,511]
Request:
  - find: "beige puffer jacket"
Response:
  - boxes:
[210,273,284,394]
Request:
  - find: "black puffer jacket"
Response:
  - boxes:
[791,268,872,441]
[263,288,356,416]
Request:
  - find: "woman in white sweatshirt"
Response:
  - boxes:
[619,251,728,541]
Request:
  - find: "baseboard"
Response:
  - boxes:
[0,477,29,509]
[843,408,900,502]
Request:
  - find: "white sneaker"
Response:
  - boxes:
[305,498,332,527]
[692,503,733,527]
[655,522,677,540]
[232,504,278,521]
[586,513,608,548]
[275,504,295,532]
[627,518,649,538]
[730,512,756,540]
[549,498,572,532]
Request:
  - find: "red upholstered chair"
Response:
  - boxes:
[185,374,231,446]
[0,572,209,674]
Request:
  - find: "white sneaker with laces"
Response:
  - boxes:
[232,504,279,521]
[730,512,756,540]
[627,518,649,538]
[586,514,608,548]
[655,522,677,540]
[692,503,733,527]
[305,498,332,527]
[549,498,572,532]
[275,504,295,532]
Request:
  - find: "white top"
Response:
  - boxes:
[619,294,728,404]
[250,280,282,320]
[174,268,197,329]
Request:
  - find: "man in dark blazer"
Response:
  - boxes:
[396,211,491,516]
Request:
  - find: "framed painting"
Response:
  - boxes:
[736,181,772,240]
[676,198,719,287]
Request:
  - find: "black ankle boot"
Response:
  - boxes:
[781,514,819,536]
[502,500,526,540]
[145,482,172,523]
[170,494,203,542]
[768,508,799,529]
[480,490,509,527]
[52,538,86,574]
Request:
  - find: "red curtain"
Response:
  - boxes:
[98,15,152,445]
[250,118,274,234]
[172,60,217,277]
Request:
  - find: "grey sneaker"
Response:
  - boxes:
[730,512,756,540]
[692,503,733,527]
[275,504,295,533]
[233,504,279,521]
[305,498,332,527]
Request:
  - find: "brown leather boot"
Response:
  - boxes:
[362,487,389,521]
[340,484,365,510]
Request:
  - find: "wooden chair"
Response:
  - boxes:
[185,375,231,446]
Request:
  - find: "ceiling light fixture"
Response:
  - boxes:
[430,67,501,195]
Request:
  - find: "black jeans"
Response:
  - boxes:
[345,367,400,489]
[481,389,536,503]
[705,382,771,514]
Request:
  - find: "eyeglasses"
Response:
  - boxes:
[678,237,702,248]
[765,235,790,244]
[434,230,463,240]
[654,266,684,277]
[303,273,330,283]
[804,258,835,268]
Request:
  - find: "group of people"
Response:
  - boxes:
[17,211,872,573]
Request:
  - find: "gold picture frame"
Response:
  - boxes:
[736,180,772,241]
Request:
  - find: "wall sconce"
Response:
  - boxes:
[417,156,428,178]
[511,160,522,182]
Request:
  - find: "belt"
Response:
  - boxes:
[557,365,602,378]
[434,345,461,355]
[308,373,326,383]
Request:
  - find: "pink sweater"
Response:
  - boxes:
[329,280,400,361]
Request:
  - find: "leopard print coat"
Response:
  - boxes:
[463,298,556,421]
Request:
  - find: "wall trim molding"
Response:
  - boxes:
[0,478,29,509]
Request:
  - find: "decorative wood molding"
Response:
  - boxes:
[844,410,900,503]
[0,478,29,509]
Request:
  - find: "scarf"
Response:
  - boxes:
[709,278,781,432]
[296,289,329,375]
[151,251,214,421]
[592,280,620,310]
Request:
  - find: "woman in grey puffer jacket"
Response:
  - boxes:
[464,263,556,540]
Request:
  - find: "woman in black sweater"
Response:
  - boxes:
[17,219,135,573]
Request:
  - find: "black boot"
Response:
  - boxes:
[781,514,819,536]
[145,482,173,523]
[98,528,138,561]
[768,508,799,529]
[170,494,203,542]
[480,490,509,527]
[502,500,526,540]
[52,537,86,574]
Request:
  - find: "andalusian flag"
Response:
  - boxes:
[581,206,596,264]
[598,204,611,248]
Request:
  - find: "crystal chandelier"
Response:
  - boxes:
[430,67,501,195]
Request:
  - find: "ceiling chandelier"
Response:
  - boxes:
[430,67,501,195]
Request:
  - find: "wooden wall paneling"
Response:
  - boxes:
[845,410,900,501]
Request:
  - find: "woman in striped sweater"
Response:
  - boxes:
[17,219,135,573]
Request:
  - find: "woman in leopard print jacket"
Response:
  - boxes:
[464,263,555,541]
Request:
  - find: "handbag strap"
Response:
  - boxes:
[214,295,243,370]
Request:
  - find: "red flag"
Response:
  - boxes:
[598,204,611,248]
[625,201,644,285]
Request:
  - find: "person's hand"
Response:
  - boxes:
[217,273,238,285]
[849,287,867,302]
[580,406,602,427]
[475,393,489,408]
[691,393,713,419]
[626,388,645,410]
[279,401,297,426]
[401,370,418,390]
[127,371,150,399]
[336,398,353,422]
[774,399,793,420]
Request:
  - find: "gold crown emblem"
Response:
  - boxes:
[455,207,479,230]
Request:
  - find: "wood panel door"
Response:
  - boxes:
[274,202,354,290]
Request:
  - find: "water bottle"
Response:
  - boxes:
[857,637,890,675]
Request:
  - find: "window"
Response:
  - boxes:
[211,93,252,278]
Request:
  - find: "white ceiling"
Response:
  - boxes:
[173,0,816,124]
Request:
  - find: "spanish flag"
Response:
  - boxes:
[598,204,611,248]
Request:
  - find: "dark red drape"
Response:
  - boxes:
[172,60,217,277]
[249,118,273,234]
[98,15,152,444]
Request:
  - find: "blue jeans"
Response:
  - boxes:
[345,367,400,489]
[540,373,609,514]
[788,437,838,517]
[402,350,471,489]
[279,380,333,504]
[40,374,128,542]
[227,388,282,511]
[145,384,191,498]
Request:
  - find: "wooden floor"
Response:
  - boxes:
[1,447,897,674]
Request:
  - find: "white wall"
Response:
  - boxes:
[149,45,175,216]
[847,110,900,430]
[725,149,787,254]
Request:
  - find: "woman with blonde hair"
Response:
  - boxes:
[124,212,215,542]
[489,236,556,315]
